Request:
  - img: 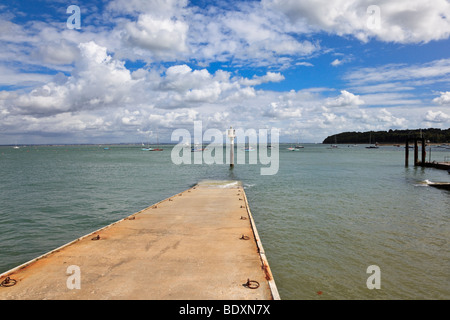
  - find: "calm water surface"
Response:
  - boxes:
[1,144,449,299]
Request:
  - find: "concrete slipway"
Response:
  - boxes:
[0,180,280,300]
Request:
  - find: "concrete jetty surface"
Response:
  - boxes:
[0,180,279,300]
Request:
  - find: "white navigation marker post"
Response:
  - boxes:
[227,126,236,168]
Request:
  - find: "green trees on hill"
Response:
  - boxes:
[322,128,450,144]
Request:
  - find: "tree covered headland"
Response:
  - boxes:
[322,128,450,144]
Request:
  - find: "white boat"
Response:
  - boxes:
[191,143,205,152]
[287,145,303,151]
[365,133,379,149]
[327,135,338,149]
[289,136,304,150]
[141,133,163,151]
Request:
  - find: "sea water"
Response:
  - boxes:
[0,144,449,299]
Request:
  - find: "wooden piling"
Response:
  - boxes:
[405,139,409,167]
[414,138,419,166]
[421,138,426,167]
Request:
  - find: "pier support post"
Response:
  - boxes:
[405,139,409,167]
[414,138,419,166]
[421,138,426,167]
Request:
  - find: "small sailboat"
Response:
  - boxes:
[149,131,163,151]
[141,132,163,151]
[191,143,205,152]
[288,136,304,150]
[327,135,338,149]
[366,133,379,149]
[141,143,154,151]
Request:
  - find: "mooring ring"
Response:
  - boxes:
[0,277,17,287]
[244,279,260,289]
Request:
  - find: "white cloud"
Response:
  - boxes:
[331,59,343,67]
[295,62,314,67]
[1,1,449,144]
[376,108,407,127]
[186,1,319,67]
[238,72,285,86]
[263,0,450,43]
[433,91,450,105]
[345,59,450,85]
[3,41,137,117]
[0,64,53,87]
[123,14,188,58]
[326,90,365,108]
[36,40,80,65]
[107,0,188,16]
[263,101,302,119]
[425,110,450,123]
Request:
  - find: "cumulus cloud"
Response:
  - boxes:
[433,91,450,105]
[3,41,137,116]
[263,101,302,119]
[186,1,319,67]
[157,65,254,106]
[425,110,450,123]
[123,14,189,58]
[36,40,80,65]
[326,90,365,108]
[376,108,407,127]
[107,0,188,16]
[1,0,449,144]
[0,41,292,141]
[263,0,450,43]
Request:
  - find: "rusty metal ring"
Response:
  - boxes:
[91,235,100,241]
[1,277,17,287]
[240,216,247,220]
[240,235,250,240]
[244,279,259,289]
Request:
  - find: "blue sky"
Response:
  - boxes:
[0,0,449,144]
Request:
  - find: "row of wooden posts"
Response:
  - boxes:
[405,137,426,167]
